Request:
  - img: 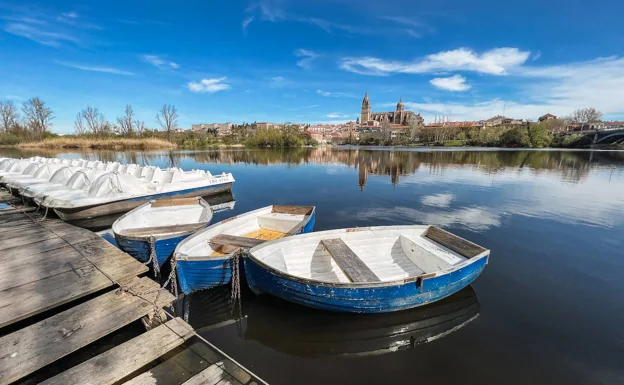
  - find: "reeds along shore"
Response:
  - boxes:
[18,137,176,149]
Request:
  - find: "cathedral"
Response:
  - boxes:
[360,92,424,126]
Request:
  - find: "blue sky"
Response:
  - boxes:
[1,0,623,133]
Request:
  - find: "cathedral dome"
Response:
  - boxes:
[396,97,404,110]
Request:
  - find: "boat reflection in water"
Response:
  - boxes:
[182,285,479,358]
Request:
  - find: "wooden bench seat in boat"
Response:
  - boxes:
[321,238,381,283]
[210,234,267,248]
[118,223,207,237]
[424,227,487,259]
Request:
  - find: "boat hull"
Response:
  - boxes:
[52,182,232,221]
[243,254,487,313]
[115,233,191,266]
[177,210,316,294]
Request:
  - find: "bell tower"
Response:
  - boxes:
[361,91,371,124]
[395,97,405,125]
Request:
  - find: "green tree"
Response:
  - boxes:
[528,123,553,148]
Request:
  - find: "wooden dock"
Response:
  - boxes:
[0,189,264,385]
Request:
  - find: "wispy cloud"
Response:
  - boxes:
[188,77,231,93]
[246,1,372,36]
[4,23,79,47]
[430,74,471,91]
[316,89,358,98]
[340,48,531,76]
[294,49,319,69]
[326,112,350,118]
[381,16,427,28]
[142,55,179,70]
[56,61,134,75]
[242,16,254,33]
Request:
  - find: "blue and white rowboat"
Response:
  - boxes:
[174,205,316,294]
[245,225,490,313]
[113,197,213,267]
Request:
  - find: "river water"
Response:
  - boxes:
[3,147,624,385]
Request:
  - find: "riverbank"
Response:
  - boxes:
[19,137,176,149]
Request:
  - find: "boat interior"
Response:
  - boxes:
[251,226,487,284]
[176,205,314,258]
[113,198,212,237]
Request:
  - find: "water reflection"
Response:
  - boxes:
[6,147,624,185]
[182,286,479,358]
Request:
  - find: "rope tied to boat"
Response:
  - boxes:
[230,252,242,318]
[146,236,161,278]
[39,206,49,222]
[161,257,179,313]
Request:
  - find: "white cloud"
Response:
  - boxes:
[421,193,454,207]
[340,47,531,76]
[316,89,358,98]
[143,55,179,70]
[4,23,79,47]
[272,76,285,82]
[326,113,350,118]
[430,74,471,91]
[242,16,254,33]
[61,12,78,19]
[187,77,230,93]
[294,49,319,69]
[56,61,133,75]
[400,56,624,121]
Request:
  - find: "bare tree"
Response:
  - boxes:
[134,120,146,135]
[571,108,603,128]
[22,97,53,139]
[116,104,135,136]
[156,104,178,140]
[74,112,87,134]
[0,101,19,132]
[76,106,107,136]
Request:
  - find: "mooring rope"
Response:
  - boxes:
[39,206,49,222]
[230,253,242,319]
[146,236,161,278]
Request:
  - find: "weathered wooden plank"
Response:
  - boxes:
[0,248,87,291]
[122,341,216,385]
[123,340,251,385]
[321,238,380,283]
[41,318,195,385]
[0,239,148,328]
[424,226,487,259]
[272,205,313,215]
[119,223,207,237]
[0,231,99,263]
[181,364,237,385]
[0,230,60,250]
[210,234,266,248]
[0,277,175,384]
[151,197,200,208]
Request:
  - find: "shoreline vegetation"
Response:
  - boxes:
[18,137,176,149]
[0,98,615,150]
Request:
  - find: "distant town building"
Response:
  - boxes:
[191,123,233,136]
[256,122,279,129]
[538,113,557,122]
[484,116,524,127]
[360,92,424,127]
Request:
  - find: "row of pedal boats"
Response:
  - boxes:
[112,196,491,313]
[0,156,234,220]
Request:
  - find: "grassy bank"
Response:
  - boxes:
[19,137,176,149]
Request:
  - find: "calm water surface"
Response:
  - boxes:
[4,147,624,385]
